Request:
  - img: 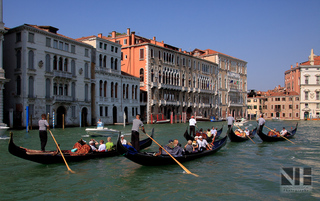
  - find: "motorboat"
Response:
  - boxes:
[233,118,248,126]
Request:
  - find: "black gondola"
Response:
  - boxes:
[116,129,227,166]
[257,123,298,142]
[8,132,153,164]
[227,127,257,142]
[184,127,223,142]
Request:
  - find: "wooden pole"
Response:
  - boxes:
[62,114,65,129]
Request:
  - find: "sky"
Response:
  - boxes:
[4,0,320,91]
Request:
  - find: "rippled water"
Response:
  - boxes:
[1,120,319,200]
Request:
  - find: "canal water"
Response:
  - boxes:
[0,120,319,200]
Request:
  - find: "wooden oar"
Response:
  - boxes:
[234,124,255,144]
[49,130,75,173]
[265,126,295,144]
[144,132,199,177]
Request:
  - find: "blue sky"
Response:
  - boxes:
[4,0,320,91]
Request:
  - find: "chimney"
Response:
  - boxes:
[131,31,135,44]
[153,36,156,41]
[127,28,130,35]
[179,48,182,52]
[291,65,292,69]
[112,31,116,38]
[296,62,298,67]
[310,49,314,65]
[98,33,102,38]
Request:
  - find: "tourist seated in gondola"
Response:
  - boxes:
[206,129,212,138]
[161,139,184,157]
[105,137,115,151]
[98,140,106,152]
[244,127,250,136]
[89,140,98,152]
[210,126,217,138]
[184,140,193,154]
[120,135,127,145]
[192,140,199,152]
[235,129,245,137]
[268,128,280,137]
[280,127,288,137]
[198,136,212,151]
[72,139,91,154]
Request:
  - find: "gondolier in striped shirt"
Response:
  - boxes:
[131,114,145,151]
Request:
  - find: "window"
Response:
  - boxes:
[28,32,34,43]
[115,58,118,70]
[316,91,320,100]
[28,76,34,98]
[72,106,76,118]
[105,107,108,116]
[132,108,134,116]
[59,84,63,95]
[111,46,114,52]
[99,42,103,49]
[317,103,320,109]
[72,82,76,99]
[16,76,21,95]
[111,82,114,98]
[71,60,76,76]
[100,106,103,116]
[115,47,118,53]
[140,68,144,82]
[45,78,50,98]
[46,37,51,47]
[305,91,309,100]
[28,50,34,69]
[282,113,285,117]
[124,39,127,45]
[254,105,257,109]
[296,105,299,109]
[64,43,69,51]
[282,98,285,101]
[289,105,293,109]
[282,105,285,109]
[59,41,63,50]
[317,76,320,84]
[296,113,299,118]
[151,49,154,58]
[53,40,58,48]
[295,97,299,101]
[305,77,309,84]
[85,84,88,102]
[16,32,21,42]
[115,83,118,98]
[16,49,21,69]
[104,44,107,50]
[71,45,75,53]
[305,103,308,108]
[139,48,144,60]
[85,49,89,57]
[45,54,51,72]
[84,63,89,78]
[53,83,57,95]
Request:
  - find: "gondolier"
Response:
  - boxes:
[257,114,265,134]
[131,114,145,151]
[226,113,235,129]
[38,114,50,151]
[189,116,197,137]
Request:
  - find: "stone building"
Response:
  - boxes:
[106,29,219,123]
[284,63,300,94]
[299,49,320,119]
[76,34,140,125]
[3,24,93,128]
[192,49,247,119]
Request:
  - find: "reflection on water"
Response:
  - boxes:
[0,120,319,200]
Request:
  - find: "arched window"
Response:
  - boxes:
[84,63,89,78]
[151,69,154,82]
[99,54,102,67]
[16,76,21,95]
[159,70,162,83]
[132,85,134,99]
[53,55,57,70]
[72,82,76,99]
[104,81,107,97]
[85,84,88,102]
[126,84,129,99]
[111,57,114,69]
[28,50,34,69]
[45,54,51,72]
[71,60,76,76]
[64,58,68,72]
[59,84,63,95]
[123,84,126,98]
[140,68,144,82]
[115,58,118,70]
[182,74,185,87]
[59,57,63,71]
[111,82,114,98]
[103,56,106,67]
[45,78,50,98]
[135,85,137,99]
[16,50,21,69]
[115,83,118,98]
[99,80,103,96]
[64,84,68,96]
[28,76,34,98]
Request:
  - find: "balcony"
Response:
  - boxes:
[228,101,243,107]
[53,71,73,79]
[151,99,158,105]
[199,88,213,94]
[150,82,157,88]
[158,83,182,91]
[54,95,73,102]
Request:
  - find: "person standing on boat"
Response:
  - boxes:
[189,116,197,137]
[38,114,50,152]
[131,114,145,151]
[257,114,265,134]
[226,113,235,129]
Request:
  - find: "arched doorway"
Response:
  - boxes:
[304,111,309,120]
[124,107,128,123]
[167,108,172,119]
[276,112,280,118]
[56,106,66,128]
[186,107,192,119]
[113,106,117,124]
[81,107,88,127]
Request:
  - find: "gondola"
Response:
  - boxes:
[116,130,227,166]
[256,123,298,142]
[8,131,153,164]
[227,127,257,142]
[184,127,223,142]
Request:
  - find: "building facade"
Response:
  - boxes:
[299,49,320,119]
[76,34,140,125]
[284,63,300,94]
[3,24,93,128]
[192,49,247,119]
[107,29,219,123]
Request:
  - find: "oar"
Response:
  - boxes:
[265,126,295,144]
[48,130,75,173]
[234,124,255,144]
[144,132,199,177]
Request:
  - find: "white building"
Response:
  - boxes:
[300,49,320,119]
[76,34,140,125]
[3,24,92,128]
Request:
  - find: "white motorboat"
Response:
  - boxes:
[234,119,248,126]
[0,123,9,138]
[85,126,120,137]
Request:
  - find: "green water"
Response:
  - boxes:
[1,120,319,200]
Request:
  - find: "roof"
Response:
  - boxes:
[300,55,320,66]
[192,48,246,63]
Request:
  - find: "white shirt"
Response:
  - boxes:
[244,130,250,136]
[211,129,217,136]
[90,144,97,151]
[98,144,106,151]
[189,118,196,126]
[280,129,287,136]
[121,138,127,145]
[198,139,208,148]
